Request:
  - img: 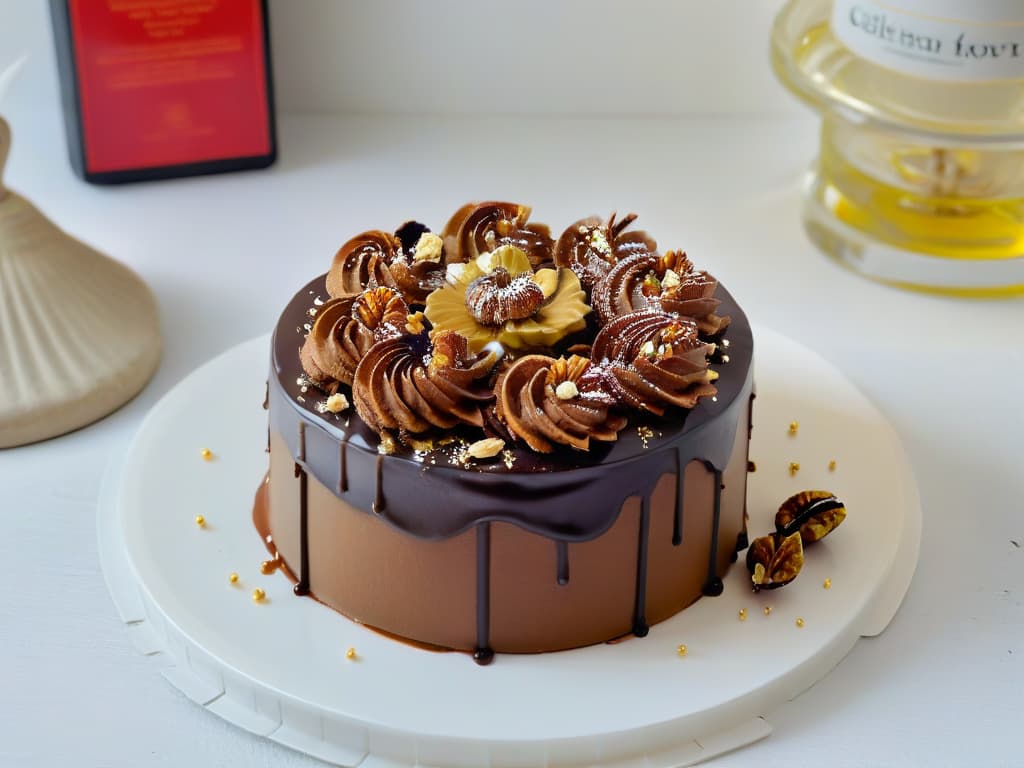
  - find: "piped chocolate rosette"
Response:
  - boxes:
[299,202,729,454]
[591,249,731,335]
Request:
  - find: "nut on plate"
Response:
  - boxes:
[775,490,846,544]
[746,531,804,591]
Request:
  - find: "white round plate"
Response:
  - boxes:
[98,327,920,768]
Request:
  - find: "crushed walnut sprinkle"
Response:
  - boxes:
[324,393,349,413]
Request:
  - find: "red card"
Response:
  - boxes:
[68,0,272,174]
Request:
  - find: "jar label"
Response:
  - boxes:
[832,0,1024,81]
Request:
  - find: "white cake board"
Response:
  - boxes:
[97,327,921,768]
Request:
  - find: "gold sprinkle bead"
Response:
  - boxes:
[828,459,837,471]
[676,644,688,657]
[194,515,206,527]
[823,578,832,590]
[788,461,800,476]
[260,560,276,575]
[738,608,747,621]
[796,617,806,628]
[252,588,266,603]
[788,421,799,435]
[200,448,213,461]
[229,572,239,584]
[346,647,357,660]
[763,605,772,616]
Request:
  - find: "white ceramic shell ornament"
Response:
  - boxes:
[0,116,162,447]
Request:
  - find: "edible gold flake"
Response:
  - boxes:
[378,435,397,455]
[823,578,832,590]
[788,461,800,476]
[502,449,516,470]
[829,460,837,471]
[738,608,747,621]
[763,605,772,616]
[676,644,688,657]
[636,426,656,448]
[788,421,799,435]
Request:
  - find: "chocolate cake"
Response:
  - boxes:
[256,202,754,663]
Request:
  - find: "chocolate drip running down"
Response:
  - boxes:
[262,275,754,660]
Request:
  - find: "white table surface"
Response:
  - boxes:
[2,100,1023,767]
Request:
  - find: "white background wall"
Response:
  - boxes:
[0,0,797,117]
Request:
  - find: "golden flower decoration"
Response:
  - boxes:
[424,245,589,352]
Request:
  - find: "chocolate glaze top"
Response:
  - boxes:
[270,275,753,542]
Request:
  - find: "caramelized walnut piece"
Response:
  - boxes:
[746,531,804,591]
[554,212,657,288]
[590,309,717,415]
[353,287,410,334]
[326,225,445,305]
[352,329,502,436]
[775,491,847,544]
[441,201,554,267]
[591,249,730,334]
[495,354,626,453]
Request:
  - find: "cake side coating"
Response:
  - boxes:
[259,274,754,655]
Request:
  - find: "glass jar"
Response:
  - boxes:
[772,0,1024,295]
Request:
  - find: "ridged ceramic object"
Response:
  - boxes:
[0,117,161,448]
